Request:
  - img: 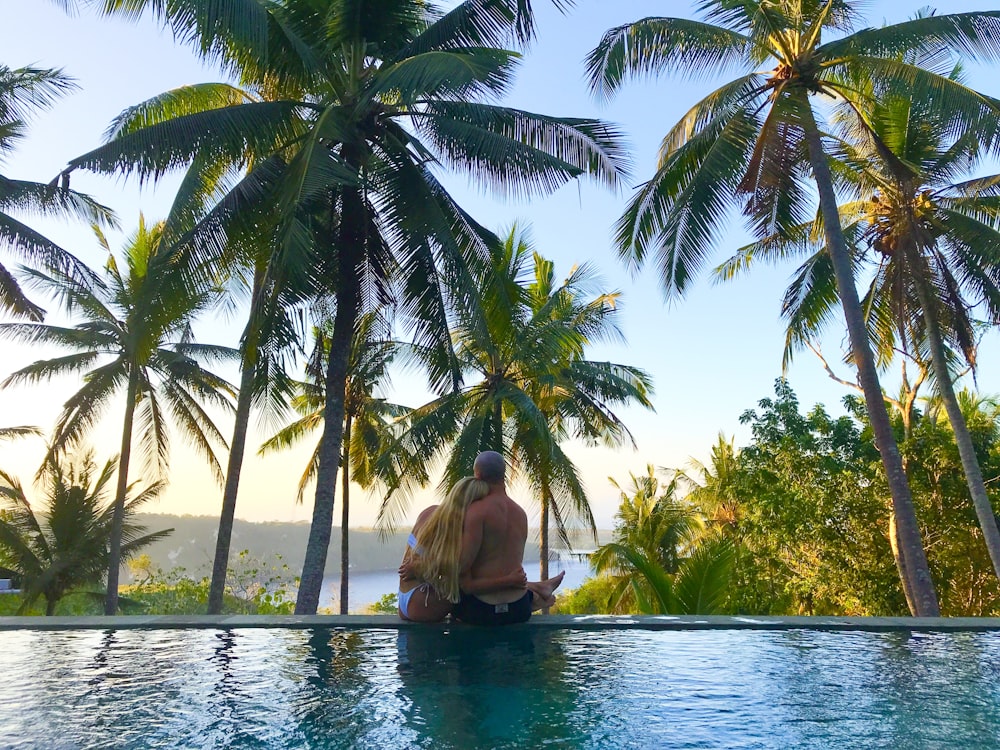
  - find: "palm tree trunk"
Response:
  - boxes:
[540,488,551,615]
[912,270,1000,581]
[339,414,352,615]
[295,184,363,615]
[888,510,917,614]
[207,341,259,614]
[540,490,549,582]
[208,266,267,615]
[800,98,939,616]
[105,367,139,615]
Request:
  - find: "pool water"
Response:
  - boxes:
[3,627,1000,748]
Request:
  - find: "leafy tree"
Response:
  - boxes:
[0,64,114,319]
[721,56,1000,587]
[0,451,171,615]
[260,312,406,614]
[903,390,1000,615]
[0,218,235,613]
[69,0,628,614]
[586,0,1000,615]
[379,228,652,579]
[733,380,903,615]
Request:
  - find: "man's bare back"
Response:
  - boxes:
[459,485,529,605]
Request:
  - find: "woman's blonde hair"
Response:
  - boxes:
[412,477,490,603]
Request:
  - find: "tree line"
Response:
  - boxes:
[2,0,1000,617]
[559,379,1000,617]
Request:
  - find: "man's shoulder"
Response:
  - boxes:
[477,491,527,521]
[504,495,527,521]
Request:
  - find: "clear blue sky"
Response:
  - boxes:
[1,0,999,532]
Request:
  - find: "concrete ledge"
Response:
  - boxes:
[3,614,1000,632]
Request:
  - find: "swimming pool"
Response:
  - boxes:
[3,625,999,748]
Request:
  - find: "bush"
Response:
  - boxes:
[365,592,399,614]
[550,576,619,615]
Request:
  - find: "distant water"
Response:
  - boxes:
[320,557,593,613]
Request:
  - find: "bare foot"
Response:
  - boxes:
[535,571,565,600]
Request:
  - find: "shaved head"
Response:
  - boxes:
[473,451,505,484]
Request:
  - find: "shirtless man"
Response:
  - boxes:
[453,451,565,626]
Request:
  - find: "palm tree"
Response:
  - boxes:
[720,59,1000,587]
[682,433,742,534]
[0,218,236,613]
[259,312,406,614]
[379,228,653,579]
[205,242,301,616]
[68,0,628,614]
[0,451,172,615]
[0,64,114,319]
[591,466,734,615]
[586,1,1000,615]
[0,425,42,442]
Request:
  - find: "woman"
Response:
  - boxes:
[397,477,560,622]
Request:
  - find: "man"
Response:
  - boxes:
[454,450,564,625]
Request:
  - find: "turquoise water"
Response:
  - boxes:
[3,627,1000,748]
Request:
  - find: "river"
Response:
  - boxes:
[319,557,594,613]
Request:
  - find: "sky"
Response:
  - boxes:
[1,0,999,534]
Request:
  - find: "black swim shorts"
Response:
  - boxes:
[453,591,533,626]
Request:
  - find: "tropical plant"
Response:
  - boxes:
[259,312,406,614]
[586,0,1000,614]
[379,228,653,580]
[68,0,628,614]
[0,64,114,319]
[0,218,236,613]
[720,55,1000,589]
[590,466,734,615]
[0,451,171,615]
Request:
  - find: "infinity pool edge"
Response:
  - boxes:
[4,614,1000,631]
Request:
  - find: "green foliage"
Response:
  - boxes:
[259,312,405,503]
[588,465,735,615]
[0,452,171,615]
[0,64,115,320]
[730,380,1000,616]
[125,551,296,615]
[731,380,905,615]
[366,592,399,615]
[379,228,653,550]
[900,392,1000,615]
[550,576,620,615]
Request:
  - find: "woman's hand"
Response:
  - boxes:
[505,567,527,589]
[398,558,416,580]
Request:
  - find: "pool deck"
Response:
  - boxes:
[3,614,1000,631]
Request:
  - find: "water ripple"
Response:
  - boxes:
[2,627,1000,748]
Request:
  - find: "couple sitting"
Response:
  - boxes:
[397,450,565,625]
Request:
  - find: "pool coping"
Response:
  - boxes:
[4,614,1000,632]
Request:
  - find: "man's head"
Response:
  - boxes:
[473,451,505,485]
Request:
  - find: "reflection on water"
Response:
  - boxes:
[3,627,1000,748]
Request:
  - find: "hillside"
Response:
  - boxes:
[130,514,604,580]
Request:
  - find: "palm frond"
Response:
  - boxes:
[586,17,750,100]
